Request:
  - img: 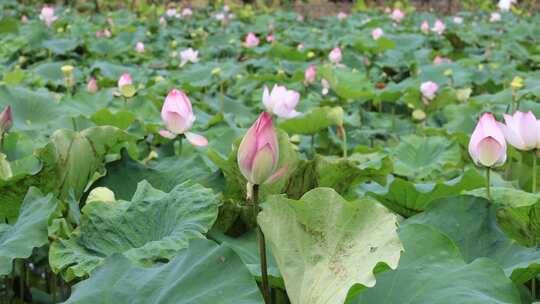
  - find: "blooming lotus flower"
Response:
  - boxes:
[420,81,439,100]
[421,20,430,33]
[117,73,132,90]
[490,12,501,22]
[87,77,98,93]
[166,8,178,17]
[498,111,539,151]
[263,85,301,119]
[237,112,280,185]
[160,89,207,147]
[180,48,199,66]
[469,113,507,167]
[0,105,13,133]
[453,16,463,24]
[337,12,347,20]
[390,9,405,22]
[182,8,193,17]
[498,0,515,11]
[329,47,342,64]
[371,28,384,40]
[304,65,316,85]
[431,20,446,35]
[39,6,57,27]
[245,33,259,48]
[135,42,145,53]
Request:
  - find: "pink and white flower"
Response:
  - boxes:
[117,73,132,90]
[431,20,446,35]
[469,113,507,167]
[180,48,199,66]
[262,85,301,118]
[245,32,260,48]
[159,89,207,147]
[135,42,145,53]
[328,47,342,64]
[87,77,98,93]
[421,20,430,33]
[420,81,439,100]
[498,111,540,151]
[390,9,405,23]
[490,12,502,22]
[372,28,384,40]
[39,6,58,27]
[304,65,316,85]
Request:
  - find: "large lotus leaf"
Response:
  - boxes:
[405,195,540,284]
[279,106,343,135]
[365,169,485,217]
[318,65,374,100]
[351,224,521,304]
[390,135,461,180]
[94,149,220,200]
[49,180,219,280]
[42,39,78,55]
[464,187,540,247]
[258,188,402,304]
[63,239,263,304]
[284,153,392,200]
[0,188,57,275]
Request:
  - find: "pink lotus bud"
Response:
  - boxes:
[160,89,207,147]
[329,47,342,64]
[237,112,279,185]
[87,77,98,93]
[39,6,57,27]
[245,32,260,48]
[180,48,199,66]
[371,28,384,40]
[117,73,132,90]
[297,43,304,50]
[453,16,463,24]
[490,12,501,22]
[498,111,539,151]
[431,20,446,35]
[469,113,507,167]
[337,12,347,20]
[420,81,439,100]
[266,34,275,42]
[263,85,301,118]
[21,15,28,23]
[304,65,317,85]
[390,9,405,23]
[421,21,430,33]
[0,105,13,133]
[433,56,451,65]
[182,8,193,17]
[321,79,330,95]
[159,16,167,26]
[135,42,145,53]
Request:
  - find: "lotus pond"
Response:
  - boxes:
[1,1,540,304]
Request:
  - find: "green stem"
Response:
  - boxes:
[219,82,225,114]
[486,167,491,201]
[533,150,537,194]
[252,184,271,304]
[339,125,348,159]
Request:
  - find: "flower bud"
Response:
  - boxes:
[87,77,98,93]
[468,113,507,167]
[237,112,279,185]
[0,105,13,133]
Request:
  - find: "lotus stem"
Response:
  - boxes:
[252,184,271,304]
[486,167,491,201]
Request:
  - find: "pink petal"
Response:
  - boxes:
[185,132,208,147]
[159,130,177,139]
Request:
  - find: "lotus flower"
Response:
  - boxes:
[420,81,439,100]
[468,113,507,167]
[321,79,330,95]
[433,56,451,65]
[180,48,199,66]
[117,73,132,90]
[329,47,342,64]
[159,16,167,26]
[237,112,280,185]
[182,8,193,17]
[262,85,301,119]
[39,6,57,27]
[421,20,430,33]
[498,0,515,11]
[21,15,28,23]
[266,34,275,42]
[87,77,98,93]
[490,12,501,22]
[304,65,316,85]
[0,106,12,133]
[245,32,260,48]
[453,16,463,24]
[135,42,145,53]
[390,9,405,22]
[337,12,347,20]
[371,28,384,40]
[498,111,539,151]
[159,89,207,147]
[431,20,446,35]
[166,8,178,17]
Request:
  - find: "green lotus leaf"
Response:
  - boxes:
[49,180,219,280]
[258,188,402,304]
[64,239,263,304]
